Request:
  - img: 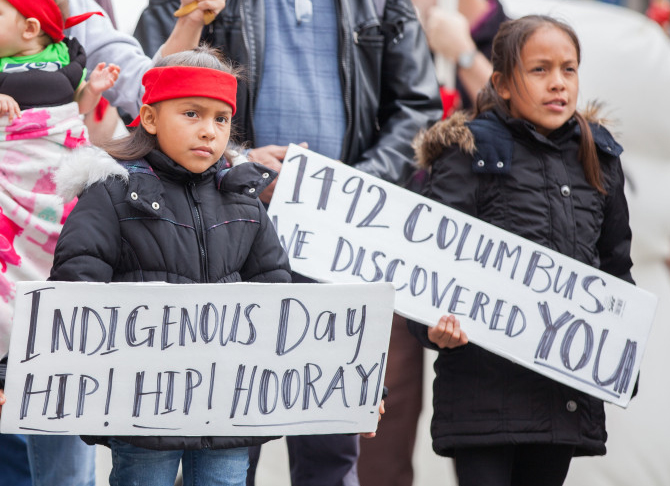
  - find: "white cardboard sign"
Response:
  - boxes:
[1,281,394,435]
[267,145,658,407]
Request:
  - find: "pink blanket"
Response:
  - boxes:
[0,102,87,356]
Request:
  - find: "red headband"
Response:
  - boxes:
[128,66,238,128]
[7,0,102,43]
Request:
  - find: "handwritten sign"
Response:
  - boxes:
[0,281,394,435]
[267,145,658,407]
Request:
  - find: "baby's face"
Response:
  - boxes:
[0,0,29,59]
[145,97,233,173]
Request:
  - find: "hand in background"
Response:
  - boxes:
[176,0,228,25]
[87,62,121,96]
[360,399,385,439]
[424,7,476,62]
[248,142,308,204]
[428,314,469,349]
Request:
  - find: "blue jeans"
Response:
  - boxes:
[0,434,32,486]
[26,435,96,486]
[109,439,249,486]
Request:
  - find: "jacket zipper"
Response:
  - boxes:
[187,182,209,283]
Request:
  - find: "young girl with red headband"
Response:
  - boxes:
[41,45,292,486]
[0,0,119,120]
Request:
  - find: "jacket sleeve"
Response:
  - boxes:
[423,146,481,217]
[67,0,152,118]
[597,157,634,284]
[240,199,292,284]
[352,0,442,184]
[49,183,121,283]
[406,319,441,351]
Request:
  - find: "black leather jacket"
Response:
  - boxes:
[134,0,442,184]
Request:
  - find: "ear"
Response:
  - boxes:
[492,72,511,101]
[23,18,42,41]
[140,105,158,134]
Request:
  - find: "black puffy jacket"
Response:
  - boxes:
[410,109,634,457]
[50,150,292,450]
[133,0,442,185]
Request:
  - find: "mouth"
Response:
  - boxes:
[191,146,214,157]
[545,99,567,111]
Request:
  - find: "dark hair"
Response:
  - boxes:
[476,15,605,194]
[103,45,241,162]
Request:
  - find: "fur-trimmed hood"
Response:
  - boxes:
[413,111,475,169]
[54,144,128,202]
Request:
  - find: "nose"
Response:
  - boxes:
[549,69,566,91]
[199,118,216,139]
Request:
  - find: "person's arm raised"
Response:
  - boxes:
[161,0,228,57]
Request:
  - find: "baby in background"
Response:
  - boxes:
[0,0,119,121]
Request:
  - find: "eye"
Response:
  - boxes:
[216,116,230,124]
[184,111,198,118]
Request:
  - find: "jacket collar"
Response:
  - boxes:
[469,108,623,175]
[489,107,578,148]
[123,151,278,208]
[145,149,220,183]
[492,107,622,156]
